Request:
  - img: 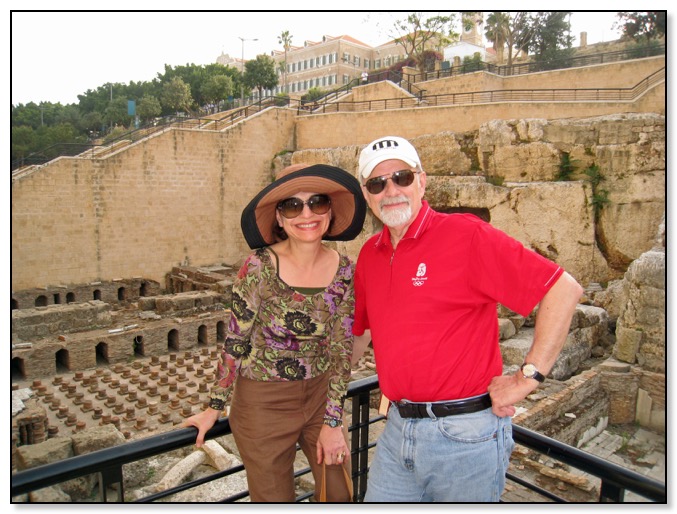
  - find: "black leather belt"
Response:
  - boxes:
[395,393,492,418]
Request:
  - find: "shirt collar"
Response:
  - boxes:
[374,201,432,248]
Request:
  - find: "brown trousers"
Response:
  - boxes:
[229,372,352,503]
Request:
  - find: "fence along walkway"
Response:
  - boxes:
[299,67,665,114]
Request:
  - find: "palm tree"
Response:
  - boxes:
[277,30,293,93]
[484,12,534,67]
[484,12,511,64]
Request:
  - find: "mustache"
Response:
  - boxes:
[379,195,410,209]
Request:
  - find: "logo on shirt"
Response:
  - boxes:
[412,262,428,287]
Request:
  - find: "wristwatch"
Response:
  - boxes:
[520,363,545,383]
[323,416,343,428]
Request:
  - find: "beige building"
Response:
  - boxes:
[216,17,487,100]
[268,34,408,97]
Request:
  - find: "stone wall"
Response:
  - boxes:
[420,56,665,96]
[12,301,112,341]
[12,305,230,377]
[293,56,664,150]
[11,58,664,293]
[11,278,162,310]
[12,108,297,291]
[513,370,609,447]
[292,114,665,285]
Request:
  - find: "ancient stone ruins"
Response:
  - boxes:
[11,53,665,501]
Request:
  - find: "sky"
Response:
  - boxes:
[10,8,638,106]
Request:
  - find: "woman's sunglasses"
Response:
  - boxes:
[277,194,331,219]
[364,170,421,195]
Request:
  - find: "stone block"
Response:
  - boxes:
[14,436,73,471]
[498,318,516,340]
[613,324,642,364]
[71,424,126,455]
[635,388,652,427]
[28,485,72,502]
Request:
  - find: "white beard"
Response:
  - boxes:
[379,196,412,227]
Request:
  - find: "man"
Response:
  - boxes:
[352,136,584,502]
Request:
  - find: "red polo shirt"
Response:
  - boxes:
[353,201,563,402]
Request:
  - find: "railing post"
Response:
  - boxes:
[98,464,124,502]
[350,389,372,503]
[600,480,625,502]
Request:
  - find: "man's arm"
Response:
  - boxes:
[488,271,584,417]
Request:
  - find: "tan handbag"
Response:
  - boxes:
[319,461,354,502]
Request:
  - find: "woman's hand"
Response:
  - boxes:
[180,408,222,448]
[316,424,349,466]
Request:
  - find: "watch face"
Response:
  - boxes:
[522,364,537,377]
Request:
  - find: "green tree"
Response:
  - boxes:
[200,75,234,112]
[104,97,132,128]
[81,111,104,134]
[528,12,575,69]
[390,12,457,74]
[12,102,43,129]
[615,12,666,42]
[484,12,511,64]
[160,76,194,114]
[483,12,535,66]
[301,87,327,103]
[159,64,207,107]
[243,54,279,100]
[11,125,36,162]
[277,30,293,92]
[137,95,162,123]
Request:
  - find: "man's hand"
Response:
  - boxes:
[487,373,539,418]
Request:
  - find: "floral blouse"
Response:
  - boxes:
[209,247,355,420]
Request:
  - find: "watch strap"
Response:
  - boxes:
[521,363,545,383]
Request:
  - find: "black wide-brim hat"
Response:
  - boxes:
[241,164,367,249]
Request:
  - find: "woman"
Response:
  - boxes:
[182,163,366,502]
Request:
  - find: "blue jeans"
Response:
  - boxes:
[364,403,514,502]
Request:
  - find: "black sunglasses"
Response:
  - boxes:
[364,170,421,195]
[277,194,331,219]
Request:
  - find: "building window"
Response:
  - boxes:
[375,59,381,68]
[364,58,370,69]
[343,74,350,84]
[322,55,327,65]
[343,52,350,62]
[354,56,361,66]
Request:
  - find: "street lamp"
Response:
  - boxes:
[239,36,258,106]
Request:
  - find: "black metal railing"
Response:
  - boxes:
[415,43,666,82]
[11,374,665,503]
[294,67,664,115]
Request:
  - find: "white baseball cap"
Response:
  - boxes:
[358,136,422,180]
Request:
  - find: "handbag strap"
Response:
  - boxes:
[319,462,353,502]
